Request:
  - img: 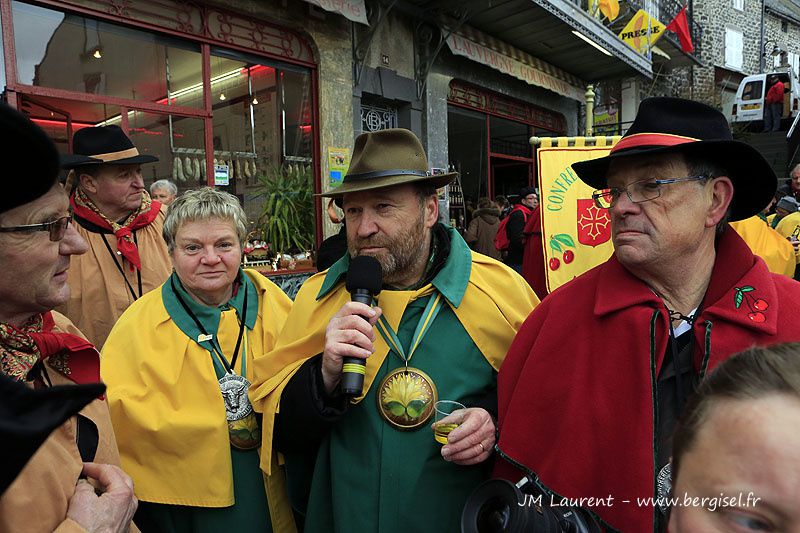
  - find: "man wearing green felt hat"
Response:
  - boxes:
[250,128,538,532]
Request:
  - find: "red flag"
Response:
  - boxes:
[666,5,694,53]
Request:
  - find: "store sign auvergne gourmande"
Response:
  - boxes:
[445,32,586,103]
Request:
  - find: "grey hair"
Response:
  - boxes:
[150,179,178,196]
[683,154,732,233]
[162,187,248,253]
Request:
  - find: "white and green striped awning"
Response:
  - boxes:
[446,25,587,103]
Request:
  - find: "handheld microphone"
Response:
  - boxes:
[342,255,382,396]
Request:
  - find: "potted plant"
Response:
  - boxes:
[254,162,314,256]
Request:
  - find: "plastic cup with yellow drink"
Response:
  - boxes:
[433,400,466,444]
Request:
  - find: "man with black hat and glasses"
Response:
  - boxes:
[0,105,137,532]
[250,128,538,532]
[60,126,171,348]
[494,98,800,532]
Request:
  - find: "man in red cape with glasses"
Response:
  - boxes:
[494,98,800,532]
[60,125,171,348]
[0,104,137,532]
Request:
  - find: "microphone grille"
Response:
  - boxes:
[346,255,382,294]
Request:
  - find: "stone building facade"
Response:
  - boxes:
[651,0,800,118]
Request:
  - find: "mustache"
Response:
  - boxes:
[350,236,390,250]
[613,223,648,234]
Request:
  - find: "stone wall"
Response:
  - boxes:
[764,8,800,73]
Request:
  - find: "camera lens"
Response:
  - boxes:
[476,496,511,533]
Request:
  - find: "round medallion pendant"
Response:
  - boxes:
[219,374,261,450]
[376,367,438,430]
[218,374,253,421]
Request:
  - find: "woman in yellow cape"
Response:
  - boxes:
[101,188,294,532]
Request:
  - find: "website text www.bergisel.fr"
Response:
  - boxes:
[518,492,761,512]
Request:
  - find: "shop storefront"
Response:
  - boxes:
[446,80,566,229]
[1,0,321,280]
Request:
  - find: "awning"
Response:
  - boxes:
[303,0,368,25]
[445,26,587,103]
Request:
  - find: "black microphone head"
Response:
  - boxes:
[346,255,382,295]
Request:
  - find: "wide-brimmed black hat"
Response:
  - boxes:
[1,375,104,495]
[321,128,457,197]
[61,125,158,169]
[572,97,776,221]
[0,104,60,214]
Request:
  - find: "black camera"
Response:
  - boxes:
[461,477,603,533]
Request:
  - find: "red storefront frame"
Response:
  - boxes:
[1,0,323,246]
[447,80,566,198]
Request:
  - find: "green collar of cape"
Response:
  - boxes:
[316,224,471,308]
[162,268,259,358]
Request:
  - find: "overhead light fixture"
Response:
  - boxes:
[572,30,613,57]
[219,92,226,101]
[252,96,259,105]
[93,48,102,59]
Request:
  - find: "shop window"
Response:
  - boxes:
[489,116,531,159]
[125,110,207,189]
[10,2,318,258]
[12,1,202,106]
[447,106,488,208]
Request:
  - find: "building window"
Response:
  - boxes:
[360,101,398,133]
[725,27,744,70]
[8,0,319,256]
[782,20,788,32]
[732,0,744,11]
[790,52,800,79]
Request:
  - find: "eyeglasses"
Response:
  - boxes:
[0,216,73,242]
[591,174,711,209]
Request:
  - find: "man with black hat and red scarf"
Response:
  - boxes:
[494,98,800,532]
[60,126,171,348]
[0,105,137,532]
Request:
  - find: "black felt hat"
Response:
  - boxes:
[61,125,158,169]
[0,104,60,214]
[571,97,776,221]
[1,375,105,495]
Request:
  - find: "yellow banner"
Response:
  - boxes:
[619,9,665,54]
[537,138,619,292]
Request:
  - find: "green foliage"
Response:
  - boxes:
[255,163,314,254]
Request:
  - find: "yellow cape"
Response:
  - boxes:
[730,217,796,276]
[101,270,294,530]
[249,250,538,516]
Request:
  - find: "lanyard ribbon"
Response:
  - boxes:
[375,293,444,371]
[170,277,248,378]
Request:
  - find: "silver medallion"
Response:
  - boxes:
[218,373,253,421]
[656,462,672,514]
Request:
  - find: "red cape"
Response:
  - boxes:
[521,206,547,299]
[495,229,800,531]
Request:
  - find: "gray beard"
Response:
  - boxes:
[348,213,430,285]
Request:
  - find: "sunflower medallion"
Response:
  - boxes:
[376,367,438,430]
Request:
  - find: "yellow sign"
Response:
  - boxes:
[538,138,619,292]
[618,9,665,55]
[328,147,350,188]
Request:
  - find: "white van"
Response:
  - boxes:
[731,70,799,123]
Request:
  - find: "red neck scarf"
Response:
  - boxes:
[0,312,101,392]
[71,188,161,270]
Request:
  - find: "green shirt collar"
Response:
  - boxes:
[162,268,258,350]
[316,224,472,307]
